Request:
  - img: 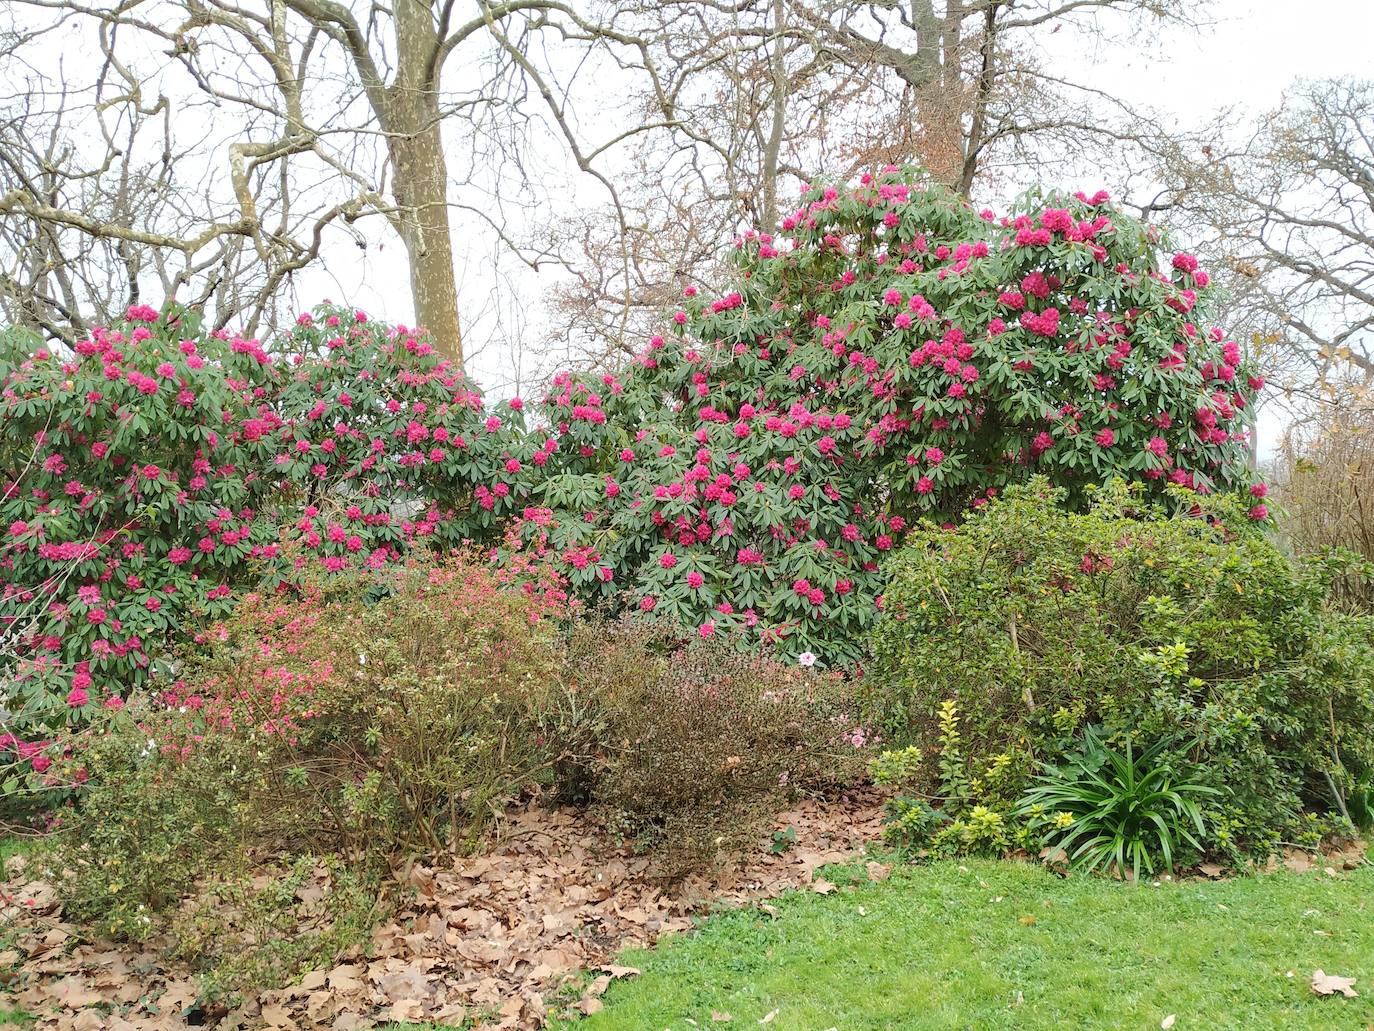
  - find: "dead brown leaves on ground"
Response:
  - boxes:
[1310,970,1359,999]
[2,792,885,1031]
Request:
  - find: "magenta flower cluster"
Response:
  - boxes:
[512,168,1266,665]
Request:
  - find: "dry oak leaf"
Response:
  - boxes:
[711,1011,734,1022]
[328,964,367,992]
[46,975,105,1009]
[1310,970,1358,998]
[377,965,429,1003]
[156,979,200,1015]
[865,861,891,883]
[811,879,837,896]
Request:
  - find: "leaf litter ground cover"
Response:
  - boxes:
[0,793,885,1030]
[551,854,1374,1031]
[1,799,1368,1031]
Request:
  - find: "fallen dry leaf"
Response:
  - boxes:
[711,1011,734,1022]
[1161,1014,1176,1029]
[865,861,891,883]
[1311,970,1358,998]
[759,1007,779,1024]
[3,792,888,1031]
[811,878,837,895]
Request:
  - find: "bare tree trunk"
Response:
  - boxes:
[386,94,463,364]
[957,2,999,197]
[385,1,462,365]
[760,0,788,232]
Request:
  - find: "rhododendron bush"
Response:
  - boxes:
[1,303,528,766]
[2,166,1272,783]
[522,168,1266,664]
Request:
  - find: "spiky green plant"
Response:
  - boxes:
[1018,728,1218,880]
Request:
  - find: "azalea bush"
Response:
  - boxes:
[55,552,562,944]
[868,478,1374,862]
[523,167,1267,663]
[0,303,528,782]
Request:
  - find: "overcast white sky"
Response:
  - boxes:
[282,0,1372,452]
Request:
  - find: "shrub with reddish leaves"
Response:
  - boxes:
[0,303,525,771]
[525,168,1266,664]
[57,552,564,945]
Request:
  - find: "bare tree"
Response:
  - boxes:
[541,0,1201,361]
[1158,78,1374,414]
[2,1,667,364]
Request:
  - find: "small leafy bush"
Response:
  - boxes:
[548,618,874,879]
[168,856,377,998]
[54,553,563,951]
[868,478,1374,861]
[1018,728,1216,878]
[56,706,263,938]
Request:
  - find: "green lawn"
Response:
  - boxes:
[553,858,1374,1031]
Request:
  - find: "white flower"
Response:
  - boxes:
[798,651,817,667]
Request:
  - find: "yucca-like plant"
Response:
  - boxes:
[1018,728,1218,880]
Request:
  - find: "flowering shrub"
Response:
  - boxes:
[1,165,1275,774]
[1,304,526,773]
[525,167,1266,663]
[867,478,1374,861]
[56,553,561,944]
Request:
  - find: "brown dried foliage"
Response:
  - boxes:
[1278,398,1374,608]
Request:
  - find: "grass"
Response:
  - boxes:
[0,837,34,867]
[0,836,38,1029]
[552,858,1374,1031]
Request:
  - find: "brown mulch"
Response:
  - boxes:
[0,791,888,1031]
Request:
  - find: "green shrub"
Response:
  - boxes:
[868,478,1374,862]
[1017,727,1216,878]
[56,706,263,939]
[548,619,874,880]
[175,554,560,858]
[54,553,561,970]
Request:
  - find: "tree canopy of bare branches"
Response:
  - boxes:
[541,0,1202,361]
[1163,78,1374,413]
[0,1,671,363]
